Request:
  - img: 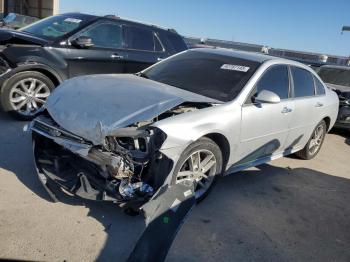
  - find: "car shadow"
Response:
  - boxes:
[167,164,350,262]
[330,128,350,146]
[1,111,350,261]
[0,110,53,202]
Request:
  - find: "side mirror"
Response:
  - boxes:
[71,36,94,48]
[255,90,281,104]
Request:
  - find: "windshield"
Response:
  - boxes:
[20,15,94,40]
[142,50,260,102]
[3,13,38,28]
[317,67,350,87]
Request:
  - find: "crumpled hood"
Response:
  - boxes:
[0,28,49,46]
[46,74,218,145]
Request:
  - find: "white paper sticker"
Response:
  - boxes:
[183,190,192,197]
[221,64,250,72]
[64,18,82,23]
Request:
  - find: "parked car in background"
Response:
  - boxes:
[30,48,338,209]
[0,13,39,29]
[317,65,350,130]
[0,13,187,120]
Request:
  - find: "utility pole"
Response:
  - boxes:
[341,26,350,65]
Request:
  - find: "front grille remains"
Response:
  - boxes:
[32,115,89,144]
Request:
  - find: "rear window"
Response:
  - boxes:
[142,50,261,102]
[125,26,163,52]
[291,67,315,97]
[165,33,187,52]
[317,67,350,87]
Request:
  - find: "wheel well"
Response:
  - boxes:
[323,116,331,131]
[203,133,230,170]
[31,69,60,87]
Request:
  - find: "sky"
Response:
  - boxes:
[60,0,350,57]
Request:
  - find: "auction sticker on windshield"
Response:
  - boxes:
[64,18,82,23]
[221,64,250,72]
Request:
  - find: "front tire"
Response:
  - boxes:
[1,71,54,121]
[295,120,327,160]
[172,137,223,202]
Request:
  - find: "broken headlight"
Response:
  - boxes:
[116,136,148,152]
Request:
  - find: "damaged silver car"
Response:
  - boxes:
[30,48,339,210]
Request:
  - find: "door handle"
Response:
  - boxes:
[281,107,292,114]
[315,102,323,107]
[111,54,124,59]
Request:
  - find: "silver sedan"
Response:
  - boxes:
[30,48,339,207]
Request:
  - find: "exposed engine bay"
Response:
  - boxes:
[31,102,211,209]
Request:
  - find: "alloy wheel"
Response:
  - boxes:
[308,124,325,155]
[176,149,217,199]
[9,78,50,117]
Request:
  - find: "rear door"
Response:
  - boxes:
[123,25,166,73]
[66,20,127,77]
[285,66,321,150]
[236,65,294,166]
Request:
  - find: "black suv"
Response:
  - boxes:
[0,13,187,120]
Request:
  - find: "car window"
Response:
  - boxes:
[317,67,350,87]
[154,34,164,52]
[314,76,326,95]
[291,67,315,97]
[126,26,162,51]
[164,32,188,53]
[142,50,261,102]
[80,22,123,49]
[254,65,290,101]
[20,15,93,39]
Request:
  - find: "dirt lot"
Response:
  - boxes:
[0,110,349,262]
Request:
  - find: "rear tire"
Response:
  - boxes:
[295,120,327,160]
[1,71,55,121]
[172,137,223,202]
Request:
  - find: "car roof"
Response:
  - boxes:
[320,64,350,71]
[189,47,309,66]
[61,12,178,34]
[61,12,98,20]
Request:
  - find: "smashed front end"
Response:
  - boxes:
[31,112,173,209]
[29,73,218,209]
[30,100,211,210]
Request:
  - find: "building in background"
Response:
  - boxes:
[0,0,59,18]
[184,36,350,67]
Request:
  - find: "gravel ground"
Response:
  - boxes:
[0,110,349,262]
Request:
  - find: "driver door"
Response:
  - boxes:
[235,65,295,166]
[66,20,128,77]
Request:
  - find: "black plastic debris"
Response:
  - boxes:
[127,181,195,262]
